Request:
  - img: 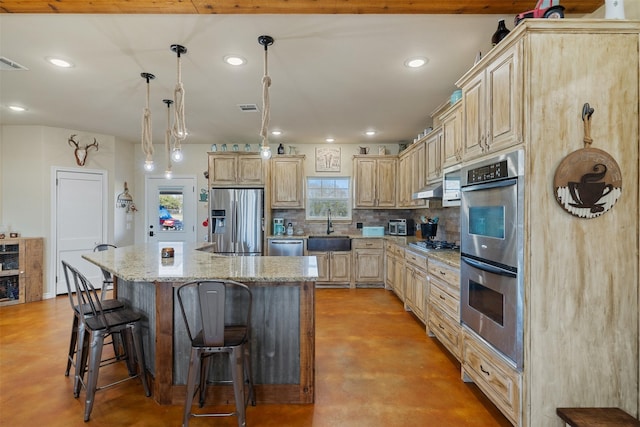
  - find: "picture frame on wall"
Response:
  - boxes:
[315,147,341,172]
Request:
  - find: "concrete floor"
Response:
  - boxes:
[0,288,511,426]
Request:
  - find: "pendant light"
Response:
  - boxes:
[171,44,187,162]
[140,72,155,172]
[163,99,174,179]
[258,35,274,160]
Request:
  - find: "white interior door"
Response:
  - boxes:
[146,176,197,243]
[54,169,107,295]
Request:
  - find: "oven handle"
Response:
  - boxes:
[462,256,517,278]
[461,178,517,192]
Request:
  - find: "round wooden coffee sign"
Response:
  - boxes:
[554,147,622,219]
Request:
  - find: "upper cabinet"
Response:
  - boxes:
[458,40,522,162]
[208,152,264,187]
[270,155,305,209]
[397,141,426,208]
[441,101,463,168]
[425,128,443,184]
[353,155,397,208]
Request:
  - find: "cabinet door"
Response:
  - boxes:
[354,158,377,207]
[385,252,395,289]
[425,129,442,184]
[330,252,352,283]
[411,142,426,207]
[462,73,485,161]
[271,156,304,208]
[354,249,384,283]
[376,158,397,207]
[485,42,522,153]
[237,155,264,185]
[309,251,329,282]
[442,104,462,168]
[397,154,410,207]
[209,155,238,185]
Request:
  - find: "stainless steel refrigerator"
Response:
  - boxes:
[210,188,264,255]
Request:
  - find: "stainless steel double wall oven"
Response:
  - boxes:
[460,150,524,369]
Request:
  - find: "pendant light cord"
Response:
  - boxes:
[141,80,153,161]
[260,47,271,147]
[173,53,187,145]
[165,102,173,172]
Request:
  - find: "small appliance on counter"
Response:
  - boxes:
[273,218,285,236]
[388,218,415,236]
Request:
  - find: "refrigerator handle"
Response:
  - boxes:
[231,200,236,244]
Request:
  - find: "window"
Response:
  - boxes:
[306,177,351,220]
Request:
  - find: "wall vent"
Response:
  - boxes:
[0,57,29,71]
[237,104,259,112]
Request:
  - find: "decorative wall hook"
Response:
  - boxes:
[68,134,98,166]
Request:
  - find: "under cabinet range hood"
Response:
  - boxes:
[412,183,443,200]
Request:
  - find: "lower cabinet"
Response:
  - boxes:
[404,248,428,323]
[352,238,384,287]
[308,251,351,286]
[427,258,462,360]
[0,237,44,306]
[462,328,522,426]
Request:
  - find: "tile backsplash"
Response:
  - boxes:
[272,205,460,243]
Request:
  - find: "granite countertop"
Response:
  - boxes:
[82,242,319,283]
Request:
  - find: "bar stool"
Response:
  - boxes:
[177,280,256,427]
[93,244,117,301]
[65,261,150,421]
[61,260,125,377]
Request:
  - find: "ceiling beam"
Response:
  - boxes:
[0,0,603,15]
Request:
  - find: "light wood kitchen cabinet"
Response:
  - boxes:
[384,242,397,290]
[458,39,522,162]
[308,250,351,285]
[397,141,426,208]
[462,328,521,427]
[425,128,442,184]
[456,21,640,427]
[385,242,405,300]
[208,152,264,187]
[270,155,305,208]
[0,237,43,306]
[427,257,461,360]
[353,156,397,208]
[440,101,463,168]
[352,238,384,287]
[404,248,428,323]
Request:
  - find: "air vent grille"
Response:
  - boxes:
[0,57,28,71]
[238,104,259,112]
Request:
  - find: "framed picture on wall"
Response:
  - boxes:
[315,147,341,172]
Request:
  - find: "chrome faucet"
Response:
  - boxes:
[326,208,334,235]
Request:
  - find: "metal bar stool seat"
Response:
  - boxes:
[65,261,150,422]
[62,260,125,377]
[177,280,256,427]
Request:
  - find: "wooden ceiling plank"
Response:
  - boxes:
[0,0,603,14]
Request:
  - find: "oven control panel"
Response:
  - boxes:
[467,159,508,184]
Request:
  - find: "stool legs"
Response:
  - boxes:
[230,346,246,427]
[183,348,202,427]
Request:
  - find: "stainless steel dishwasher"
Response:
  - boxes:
[268,239,304,256]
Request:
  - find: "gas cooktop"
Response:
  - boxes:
[409,240,460,251]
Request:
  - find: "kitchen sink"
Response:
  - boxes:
[307,236,352,252]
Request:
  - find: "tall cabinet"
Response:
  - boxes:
[456,20,639,426]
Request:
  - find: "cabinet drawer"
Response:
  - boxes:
[405,249,427,269]
[427,259,459,290]
[429,278,460,320]
[428,307,461,360]
[462,329,521,425]
[352,239,383,249]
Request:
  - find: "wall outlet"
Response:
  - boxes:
[356,222,363,229]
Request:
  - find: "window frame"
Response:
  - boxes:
[305,176,352,221]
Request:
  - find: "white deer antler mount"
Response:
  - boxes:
[68,134,99,166]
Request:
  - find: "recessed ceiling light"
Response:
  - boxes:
[365,130,377,136]
[8,105,27,112]
[224,55,246,66]
[404,57,428,68]
[271,130,282,136]
[325,138,335,143]
[46,57,74,68]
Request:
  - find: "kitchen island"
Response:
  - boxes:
[83,243,319,406]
